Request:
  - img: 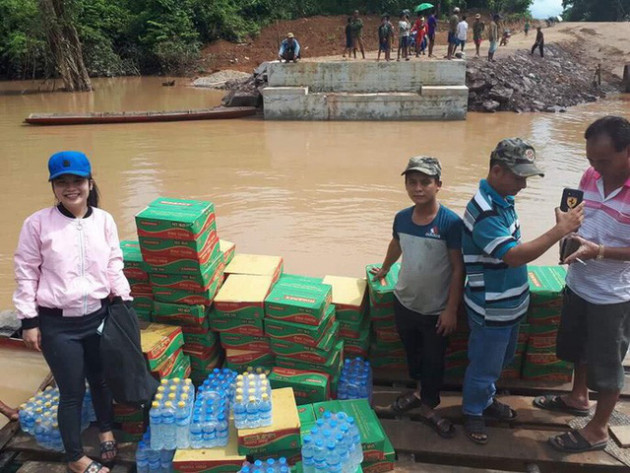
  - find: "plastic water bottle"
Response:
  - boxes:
[338,358,373,402]
[149,401,163,450]
[326,440,342,473]
[301,435,315,473]
[234,395,246,428]
[259,393,272,425]
[136,440,150,473]
[175,401,189,448]
[313,439,327,473]
[246,396,259,428]
[162,402,176,449]
[189,415,203,449]
[216,413,229,445]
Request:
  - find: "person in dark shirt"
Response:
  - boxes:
[427,10,437,57]
[343,17,353,58]
[531,26,544,57]
[377,14,395,62]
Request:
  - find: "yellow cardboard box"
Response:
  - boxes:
[322,276,368,323]
[225,254,283,283]
[173,425,245,473]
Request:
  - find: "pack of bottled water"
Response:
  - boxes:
[232,372,273,429]
[301,411,363,473]
[197,368,238,402]
[136,430,175,473]
[18,385,96,452]
[149,378,195,450]
[238,457,290,473]
[337,358,373,403]
[188,389,230,449]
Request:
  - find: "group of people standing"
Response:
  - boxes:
[373,115,630,452]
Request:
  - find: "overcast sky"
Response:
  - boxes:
[530,0,564,18]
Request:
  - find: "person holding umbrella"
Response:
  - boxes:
[415,3,436,57]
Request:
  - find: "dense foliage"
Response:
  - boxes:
[562,0,630,21]
[0,0,533,79]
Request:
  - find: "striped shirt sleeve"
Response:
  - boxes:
[472,214,518,259]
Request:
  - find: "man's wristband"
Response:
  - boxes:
[596,244,605,260]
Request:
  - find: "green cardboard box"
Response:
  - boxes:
[214,274,274,320]
[219,333,271,351]
[225,348,274,370]
[136,197,216,241]
[368,304,395,320]
[269,323,338,362]
[276,340,344,376]
[312,399,385,461]
[146,241,222,275]
[365,263,400,306]
[339,315,370,340]
[237,388,301,456]
[224,360,274,375]
[189,348,222,373]
[265,276,332,326]
[139,224,217,260]
[322,275,368,323]
[140,322,185,370]
[209,311,265,336]
[343,327,370,354]
[528,266,566,308]
[149,253,224,291]
[269,367,330,404]
[120,240,150,279]
[173,425,245,473]
[180,320,219,351]
[152,266,223,306]
[153,301,209,327]
[132,294,154,313]
[265,305,335,347]
[297,404,317,427]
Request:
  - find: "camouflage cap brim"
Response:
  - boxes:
[511,162,545,178]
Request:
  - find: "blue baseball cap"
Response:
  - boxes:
[48,151,92,181]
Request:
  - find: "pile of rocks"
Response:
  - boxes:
[466,44,607,113]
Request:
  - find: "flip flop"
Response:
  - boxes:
[483,398,517,420]
[463,414,488,445]
[100,439,118,464]
[374,391,422,415]
[422,412,456,439]
[533,395,590,417]
[548,430,607,453]
[67,461,108,473]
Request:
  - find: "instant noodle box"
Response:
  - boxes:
[269,367,330,404]
[152,266,223,306]
[362,436,396,473]
[214,275,274,320]
[136,197,216,241]
[219,333,271,351]
[173,425,245,473]
[208,313,265,336]
[265,276,332,326]
[224,348,274,368]
[264,305,335,347]
[236,387,300,456]
[365,263,400,306]
[322,275,368,323]
[139,226,219,266]
[140,322,184,370]
[189,348,222,373]
[150,348,190,380]
[527,265,567,309]
[120,240,150,280]
[145,242,221,275]
[276,340,344,376]
[180,321,219,351]
[220,239,236,266]
[149,254,224,291]
[224,254,284,282]
[339,316,370,340]
[269,323,338,361]
[153,301,209,327]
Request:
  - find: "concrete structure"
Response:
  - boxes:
[262,60,468,121]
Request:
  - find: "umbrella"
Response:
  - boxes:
[414,3,434,13]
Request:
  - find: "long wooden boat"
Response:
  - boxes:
[24,106,257,125]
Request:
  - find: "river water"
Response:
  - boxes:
[1,76,629,311]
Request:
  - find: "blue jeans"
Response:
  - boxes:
[462,313,519,416]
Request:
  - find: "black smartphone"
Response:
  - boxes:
[559,237,581,262]
[560,188,584,212]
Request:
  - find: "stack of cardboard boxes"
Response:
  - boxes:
[522,266,572,383]
[364,264,408,374]
[266,274,343,396]
[322,276,371,359]
[135,197,226,383]
[121,240,153,321]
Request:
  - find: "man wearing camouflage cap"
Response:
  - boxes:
[460,138,584,445]
[372,156,463,439]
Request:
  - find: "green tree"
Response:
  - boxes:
[562,0,630,20]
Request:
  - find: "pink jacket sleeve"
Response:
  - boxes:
[13,216,42,320]
[105,214,132,301]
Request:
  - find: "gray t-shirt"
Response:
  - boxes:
[393,205,463,315]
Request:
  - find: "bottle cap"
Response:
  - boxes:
[155,394,163,401]
[151,401,159,408]
[266,458,275,465]
[236,395,243,402]
[168,393,176,400]
[160,379,169,385]
[165,401,173,408]
[261,393,269,401]
[172,378,181,384]
[303,435,312,443]
[157,386,165,392]
[249,396,256,403]
[178,401,186,408]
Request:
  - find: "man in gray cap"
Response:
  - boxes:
[372,156,463,439]
[461,138,584,445]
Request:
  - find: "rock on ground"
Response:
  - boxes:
[466,44,609,113]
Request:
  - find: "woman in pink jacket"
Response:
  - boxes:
[14,151,131,473]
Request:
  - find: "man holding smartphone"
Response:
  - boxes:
[534,116,630,453]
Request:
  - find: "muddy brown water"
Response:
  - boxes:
[1,76,630,314]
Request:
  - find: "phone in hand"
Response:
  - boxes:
[560,188,584,212]
[559,237,581,263]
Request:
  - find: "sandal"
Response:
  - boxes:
[422,412,456,439]
[548,430,608,453]
[483,398,517,420]
[463,414,488,445]
[533,395,590,417]
[100,440,118,463]
[67,461,108,473]
[374,391,422,415]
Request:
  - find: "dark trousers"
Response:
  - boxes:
[531,42,544,57]
[39,305,113,462]
[394,296,448,408]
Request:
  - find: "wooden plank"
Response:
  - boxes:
[382,418,625,473]
[373,370,630,400]
[373,389,579,429]
[0,422,19,452]
[6,427,136,466]
[17,462,132,473]
[610,425,630,448]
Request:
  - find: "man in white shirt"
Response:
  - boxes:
[456,15,469,52]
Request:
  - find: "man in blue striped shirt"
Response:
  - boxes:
[461,138,584,445]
